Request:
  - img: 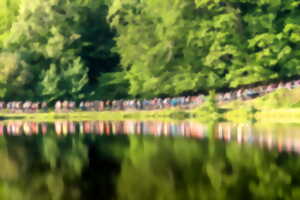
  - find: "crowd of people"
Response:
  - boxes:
[216,80,299,102]
[0,80,299,113]
[1,120,300,154]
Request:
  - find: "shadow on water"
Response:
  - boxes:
[0,120,300,199]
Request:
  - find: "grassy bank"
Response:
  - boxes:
[0,109,192,122]
[2,88,300,122]
[223,88,300,122]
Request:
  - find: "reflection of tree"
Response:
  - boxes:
[117,135,300,200]
[0,132,90,200]
[0,133,127,200]
[2,125,300,200]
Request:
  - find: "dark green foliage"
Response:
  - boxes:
[0,0,120,101]
[40,58,88,101]
[0,0,20,48]
[195,91,221,120]
[109,0,300,97]
[95,72,130,100]
[2,0,300,100]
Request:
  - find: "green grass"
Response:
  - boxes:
[0,108,192,122]
[222,88,300,122]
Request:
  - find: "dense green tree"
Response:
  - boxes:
[0,0,120,101]
[40,58,88,101]
[95,71,130,100]
[0,52,34,99]
[2,0,300,100]
[109,0,300,97]
[0,0,20,48]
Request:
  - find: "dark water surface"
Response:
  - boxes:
[1,120,300,200]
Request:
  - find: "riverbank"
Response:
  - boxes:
[222,87,300,123]
[1,88,300,123]
[0,109,191,122]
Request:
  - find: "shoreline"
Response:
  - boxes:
[1,88,300,123]
[0,107,300,123]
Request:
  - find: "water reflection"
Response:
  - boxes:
[1,120,300,199]
[217,122,300,154]
[2,120,300,154]
[0,120,207,138]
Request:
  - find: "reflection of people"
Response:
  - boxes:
[98,121,104,135]
[277,140,283,153]
[0,123,4,135]
[79,122,84,134]
[190,123,203,139]
[32,122,39,135]
[105,122,111,135]
[155,122,163,136]
[266,134,273,150]
[23,122,32,135]
[63,121,69,135]
[14,121,22,135]
[69,122,76,134]
[55,121,62,135]
[84,121,91,134]
[237,124,243,144]
[217,124,223,139]
[294,139,300,153]
[112,122,117,135]
[224,125,231,141]
[163,123,169,136]
[0,120,291,154]
[41,123,47,135]
[285,138,292,152]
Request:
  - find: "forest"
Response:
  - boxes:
[1,0,300,101]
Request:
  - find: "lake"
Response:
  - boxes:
[0,120,300,200]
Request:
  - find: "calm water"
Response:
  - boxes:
[1,120,300,200]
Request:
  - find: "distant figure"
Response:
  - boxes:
[79,101,85,111]
[16,101,22,112]
[85,101,90,111]
[266,83,277,93]
[257,85,266,95]
[6,102,11,112]
[55,101,62,112]
[98,101,104,111]
[36,102,41,112]
[246,88,259,99]
[277,82,285,89]
[285,81,293,90]
[23,101,32,113]
[68,101,76,111]
[230,91,237,100]
[41,102,48,112]
[0,102,5,111]
[216,93,223,103]
[62,100,69,112]
[294,80,300,88]
[105,100,111,110]
[34,102,40,113]
[224,92,232,101]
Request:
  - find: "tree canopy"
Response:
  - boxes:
[109,0,300,97]
[1,0,300,100]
